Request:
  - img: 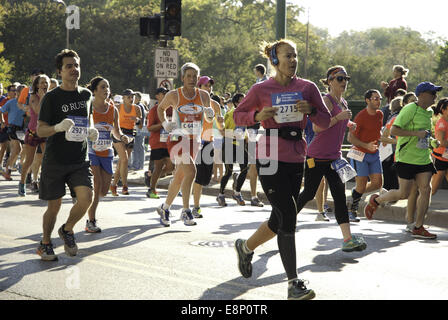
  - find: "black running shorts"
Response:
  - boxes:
[39,161,92,201]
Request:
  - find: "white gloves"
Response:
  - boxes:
[204,107,215,119]
[88,128,99,142]
[162,120,177,133]
[54,118,75,132]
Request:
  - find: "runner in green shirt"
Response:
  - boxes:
[364,82,442,240]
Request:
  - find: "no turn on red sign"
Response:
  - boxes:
[154,48,178,78]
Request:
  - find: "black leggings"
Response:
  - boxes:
[219,139,249,193]
[257,160,304,281]
[296,158,349,225]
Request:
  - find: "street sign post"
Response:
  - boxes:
[155,48,178,78]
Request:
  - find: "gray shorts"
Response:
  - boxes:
[39,161,92,201]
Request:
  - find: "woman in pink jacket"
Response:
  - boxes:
[233,39,331,300]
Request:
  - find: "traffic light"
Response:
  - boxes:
[162,0,181,37]
[140,14,161,39]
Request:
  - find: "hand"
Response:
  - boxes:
[204,107,215,119]
[54,118,75,132]
[88,128,99,142]
[365,141,378,152]
[296,100,313,114]
[336,110,352,121]
[120,134,131,144]
[217,115,224,124]
[255,107,277,121]
[162,120,177,133]
[347,121,356,131]
[380,81,388,89]
[430,138,440,149]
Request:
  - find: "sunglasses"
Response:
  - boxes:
[9,89,17,92]
[330,75,351,82]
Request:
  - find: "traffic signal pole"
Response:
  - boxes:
[276,0,286,40]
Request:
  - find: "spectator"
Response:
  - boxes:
[381,65,408,103]
[254,64,268,83]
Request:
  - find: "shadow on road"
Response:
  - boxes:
[0,224,190,293]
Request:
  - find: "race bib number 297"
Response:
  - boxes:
[65,116,88,142]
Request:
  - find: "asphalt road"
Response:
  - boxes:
[1,176,448,301]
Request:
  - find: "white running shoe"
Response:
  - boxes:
[181,209,197,226]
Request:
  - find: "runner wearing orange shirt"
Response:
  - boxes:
[110,89,142,196]
[86,77,130,232]
[146,87,174,199]
[155,62,215,227]
[431,98,448,195]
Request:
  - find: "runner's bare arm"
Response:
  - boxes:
[136,106,143,129]
[211,99,224,130]
[391,125,427,139]
[112,106,130,144]
[199,90,214,123]
[157,90,177,124]
[37,120,59,138]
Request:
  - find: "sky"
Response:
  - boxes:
[291,0,448,41]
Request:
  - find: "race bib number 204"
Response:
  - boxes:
[272,92,303,124]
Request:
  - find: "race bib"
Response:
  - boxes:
[331,158,357,183]
[65,116,88,142]
[92,130,112,152]
[346,147,366,162]
[180,121,201,135]
[160,128,169,142]
[272,92,303,124]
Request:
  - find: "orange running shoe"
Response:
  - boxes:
[110,184,119,196]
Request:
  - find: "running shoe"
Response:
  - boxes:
[58,224,78,256]
[36,241,58,261]
[288,279,316,300]
[315,212,330,222]
[122,185,129,195]
[192,207,203,218]
[146,189,160,199]
[181,209,197,226]
[216,194,227,207]
[85,219,101,233]
[110,185,119,196]
[324,204,333,213]
[232,193,245,206]
[2,169,12,181]
[156,205,170,227]
[412,225,437,239]
[364,194,379,220]
[234,239,253,278]
[348,211,360,222]
[250,197,264,207]
[18,182,26,197]
[30,181,39,193]
[342,235,367,252]
[405,223,415,233]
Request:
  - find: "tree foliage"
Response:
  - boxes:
[0,0,446,99]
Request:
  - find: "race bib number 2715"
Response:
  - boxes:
[271,92,303,124]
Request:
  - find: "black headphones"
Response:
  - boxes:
[271,43,279,66]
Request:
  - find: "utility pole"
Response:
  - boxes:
[303,8,310,78]
[276,0,286,40]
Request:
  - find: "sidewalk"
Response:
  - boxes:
[127,157,448,230]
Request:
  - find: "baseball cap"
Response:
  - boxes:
[155,87,169,95]
[197,76,214,87]
[113,95,123,103]
[122,89,135,96]
[415,82,443,97]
